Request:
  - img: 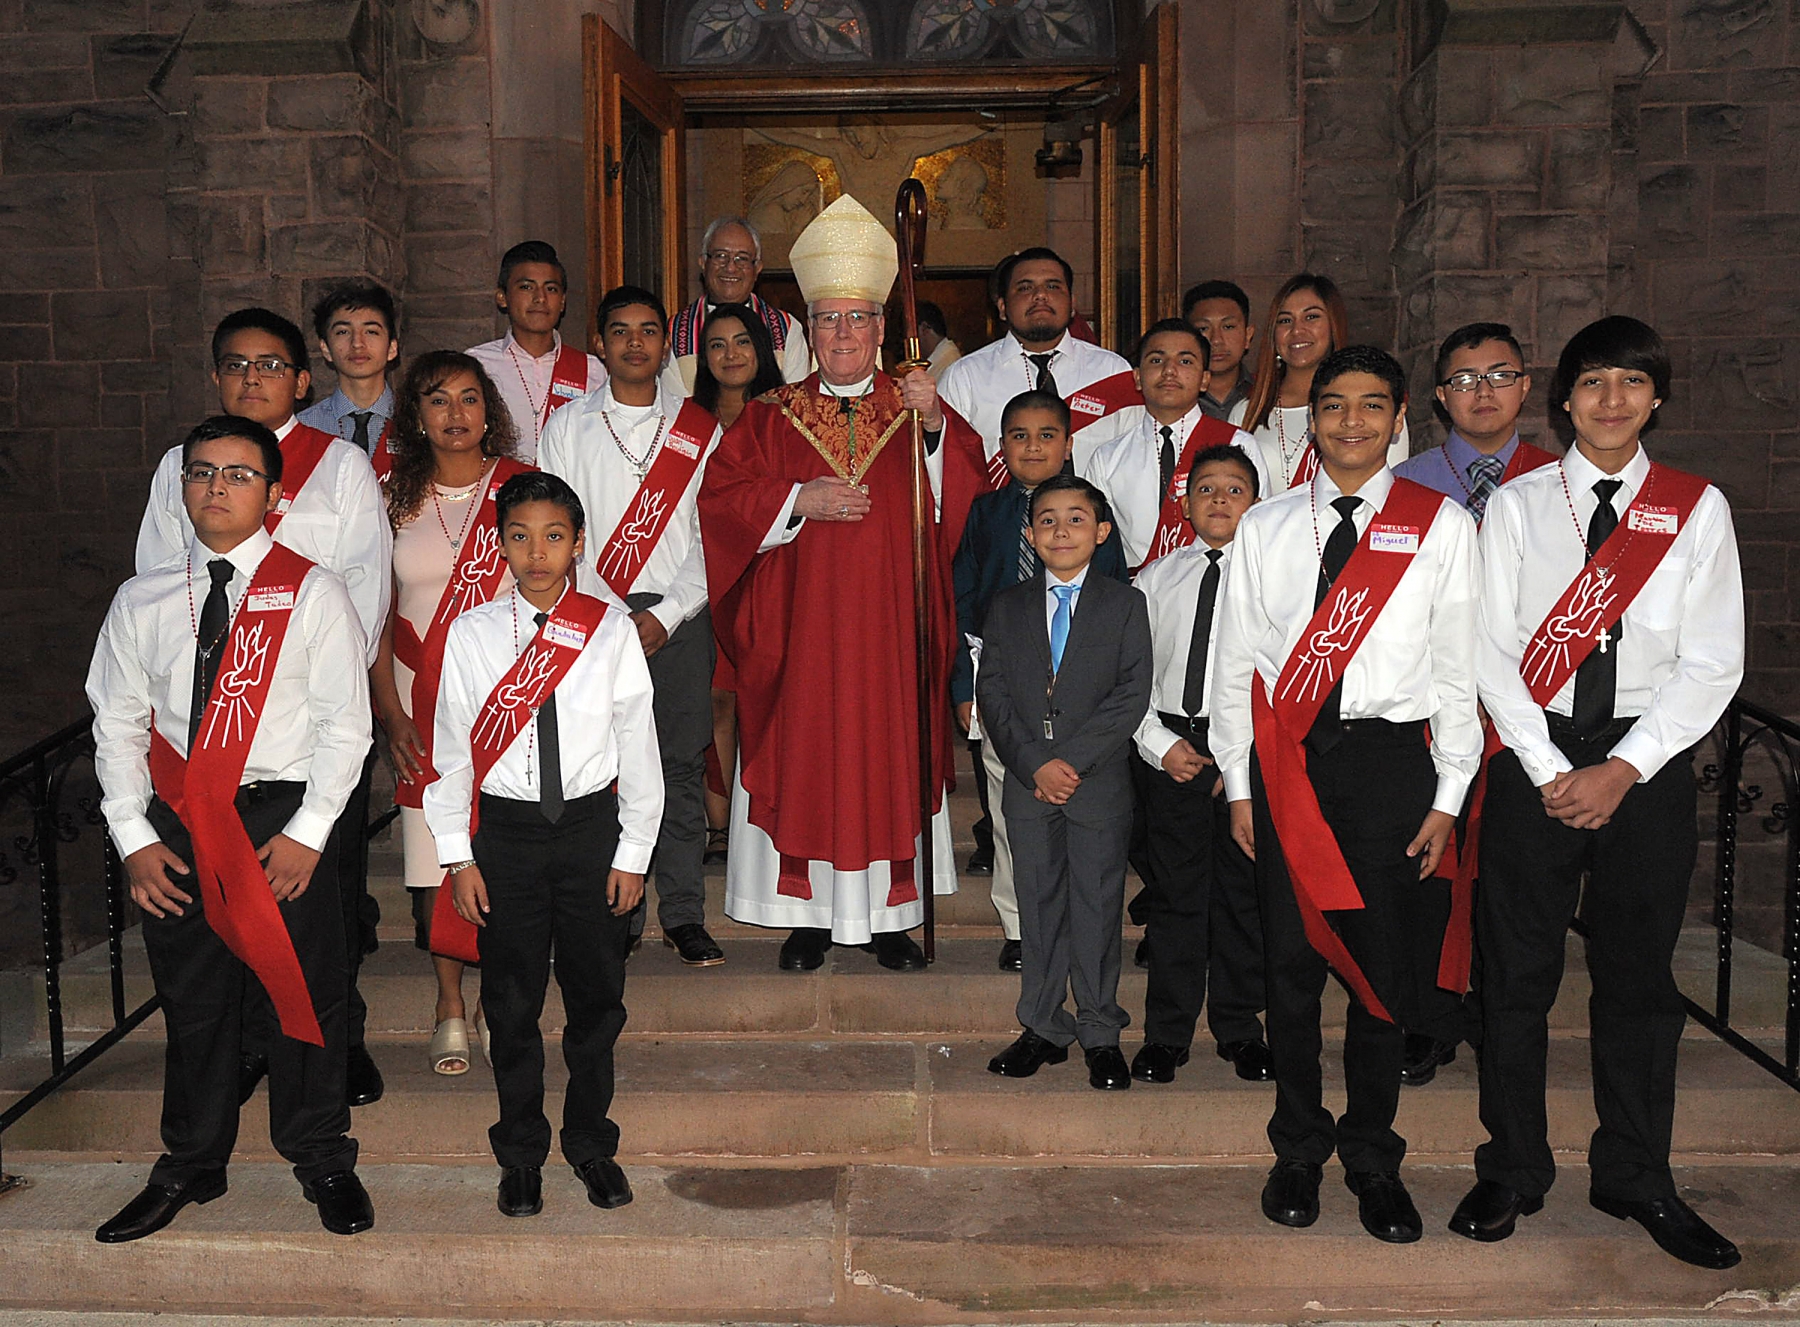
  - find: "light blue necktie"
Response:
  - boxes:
[1050,582,1077,674]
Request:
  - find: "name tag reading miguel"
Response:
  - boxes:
[245,587,297,613]
[543,619,589,651]
[1628,506,1679,535]
[1367,523,1421,555]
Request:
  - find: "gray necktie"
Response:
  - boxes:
[1467,454,1504,521]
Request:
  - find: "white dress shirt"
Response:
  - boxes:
[937,331,1131,459]
[423,588,663,871]
[88,528,372,860]
[660,304,811,400]
[134,416,392,663]
[1085,407,1268,567]
[1248,404,1410,491]
[1044,562,1090,639]
[467,330,607,464]
[1476,443,1744,787]
[1132,539,1233,764]
[537,381,720,633]
[1210,466,1482,815]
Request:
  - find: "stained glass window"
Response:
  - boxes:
[678,0,874,65]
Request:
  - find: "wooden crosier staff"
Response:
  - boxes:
[894,177,935,964]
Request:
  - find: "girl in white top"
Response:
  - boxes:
[370,351,529,1075]
[1240,274,1408,490]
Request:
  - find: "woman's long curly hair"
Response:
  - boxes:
[385,350,521,528]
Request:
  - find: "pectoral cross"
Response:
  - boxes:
[1598,625,1611,655]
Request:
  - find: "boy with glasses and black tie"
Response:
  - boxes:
[136,308,393,1111]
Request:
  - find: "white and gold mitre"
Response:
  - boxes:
[789,194,898,306]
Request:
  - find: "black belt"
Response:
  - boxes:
[480,787,616,814]
[1545,712,1637,743]
[235,779,305,808]
[1157,711,1210,749]
[1305,716,1428,754]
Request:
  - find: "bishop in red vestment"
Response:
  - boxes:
[698,195,987,970]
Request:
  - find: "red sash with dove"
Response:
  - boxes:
[543,343,591,426]
[1287,444,1321,490]
[371,420,396,483]
[147,542,326,1045]
[592,399,715,600]
[982,369,1143,490]
[1139,414,1244,568]
[1250,478,1447,1021]
[266,423,337,533]
[391,457,534,809]
[429,591,612,962]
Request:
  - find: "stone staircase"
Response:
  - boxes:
[4,760,1799,1322]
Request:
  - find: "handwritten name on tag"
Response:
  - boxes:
[1069,395,1103,416]
[543,620,589,651]
[666,433,702,459]
[245,589,296,613]
[1368,524,1420,554]
[550,380,583,399]
[1628,506,1679,535]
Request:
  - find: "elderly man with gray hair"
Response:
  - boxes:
[663,215,812,398]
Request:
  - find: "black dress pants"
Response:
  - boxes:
[1473,724,1695,1202]
[632,601,713,935]
[476,790,631,1169]
[143,789,356,1187]
[1251,721,1448,1174]
[1135,742,1264,1048]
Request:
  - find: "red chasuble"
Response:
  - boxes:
[266,422,338,533]
[391,457,535,809]
[699,374,987,875]
[429,591,613,963]
[148,543,326,1045]
[1250,478,1448,1021]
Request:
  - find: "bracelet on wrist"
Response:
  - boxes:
[445,859,478,876]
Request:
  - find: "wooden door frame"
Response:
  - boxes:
[585,15,687,317]
[1094,0,1179,349]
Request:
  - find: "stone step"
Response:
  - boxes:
[18,928,1783,1042]
[6,1032,1796,1163]
[0,1159,1794,1320]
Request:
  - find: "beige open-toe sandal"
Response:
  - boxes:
[429,1017,470,1075]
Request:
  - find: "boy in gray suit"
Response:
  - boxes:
[977,474,1154,1090]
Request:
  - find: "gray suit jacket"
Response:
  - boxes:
[976,569,1152,823]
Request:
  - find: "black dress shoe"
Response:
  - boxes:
[868,930,927,971]
[966,846,994,875]
[302,1170,374,1235]
[1449,1178,1542,1242]
[778,927,830,971]
[1345,1170,1423,1243]
[1400,1032,1458,1086]
[988,1029,1070,1077]
[997,938,1022,972]
[1216,1038,1275,1082]
[574,1157,633,1209]
[237,1053,268,1105]
[345,1043,384,1107]
[664,922,726,966]
[1591,1190,1741,1269]
[1084,1045,1131,1090]
[1133,937,1151,969]
[1129,1042,1190,1083]
[1261,1159,1322,1228]
[95,1172,227,1243]
[497,1165,543,1217]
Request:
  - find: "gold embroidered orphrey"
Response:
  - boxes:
[772,381,907,492]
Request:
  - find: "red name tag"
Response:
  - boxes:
[1368,524,1420,554]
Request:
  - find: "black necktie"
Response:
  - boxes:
[1158,424,1176,499]
[533,611,565,823]
[1571,478,1624,737]
[188,558,233,751]
[1307,496,1362,753]
[1181,548,1223,716]
[1027,352,1059,397]
[350,411,373,454]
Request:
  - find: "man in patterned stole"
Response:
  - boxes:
[699,195,988,972]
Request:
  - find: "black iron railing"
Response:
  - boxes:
[0,717,396,1192]
[1696,697,1800,1092]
